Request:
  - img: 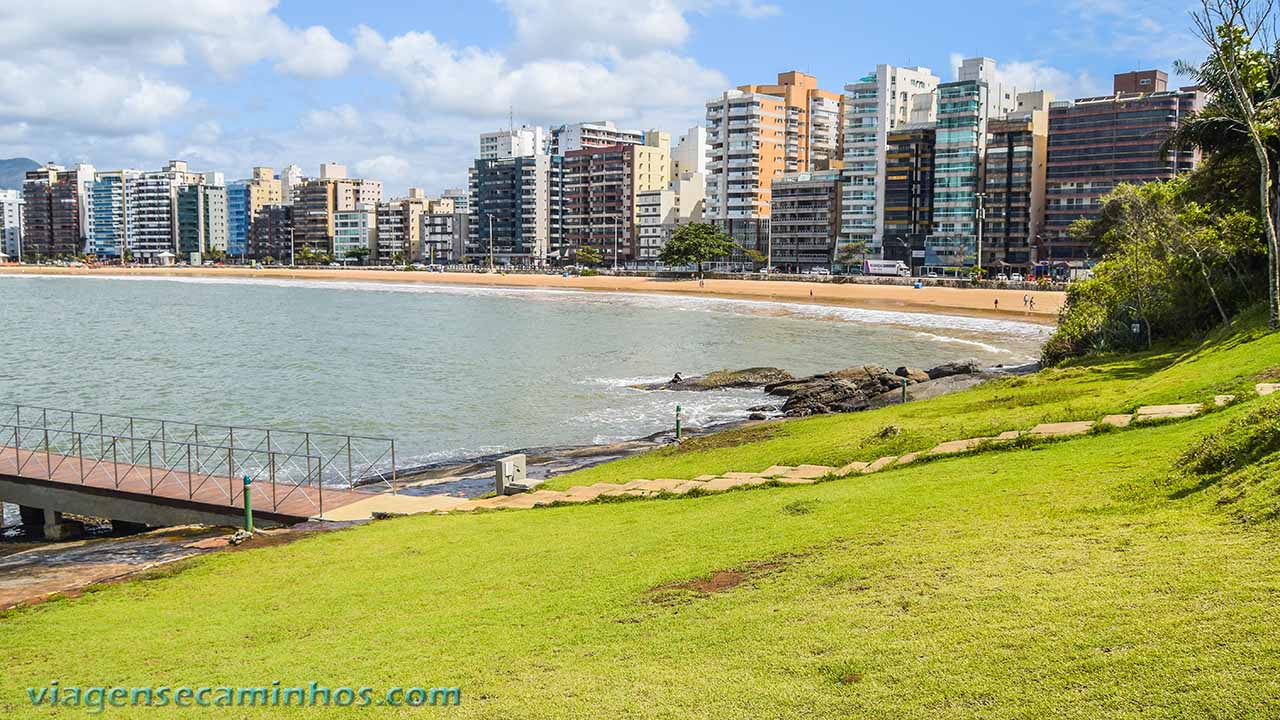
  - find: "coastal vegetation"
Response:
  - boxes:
[1046,1,1279,362]
[4,309,1280,718]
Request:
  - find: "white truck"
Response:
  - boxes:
[863,260,912,278]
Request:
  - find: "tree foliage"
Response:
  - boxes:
[1043,178,1264,364]
[658,223,737,273]
[574,246,603,267]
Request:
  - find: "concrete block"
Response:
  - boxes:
[1135,404,1202,421]
[1101,414,1133,428]
[1215,395,1237,407]
[760,466,795,477]
[836,461,868,476]
[1257,383,1280,397]
[784,465,834,480]
[896,452,922,466]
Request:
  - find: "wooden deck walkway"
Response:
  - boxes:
[0,445,373,522]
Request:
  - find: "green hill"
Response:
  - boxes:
[0,157,38,191]
[3,311,1279,718]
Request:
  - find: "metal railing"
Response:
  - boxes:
[0,403,399,518]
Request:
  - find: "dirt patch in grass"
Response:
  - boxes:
[645,558,790,605]
[674,424,780,453]
[1256,367,1280,382]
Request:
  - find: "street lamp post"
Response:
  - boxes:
[975,192,987,274]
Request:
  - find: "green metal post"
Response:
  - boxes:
[243,474,253,533]
[901,378,908,404]
[675,405,682,442]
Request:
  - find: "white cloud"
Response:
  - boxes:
[0,56,190,135]
[996,60,1104,101]
[273,26,355,79]
[356,155,412,183]
[501,0,690,59]
[0,1,354,80]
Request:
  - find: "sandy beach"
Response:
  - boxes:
[0,265,1063,324]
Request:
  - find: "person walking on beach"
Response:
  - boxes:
[1023,293,1030,310]
[698,275,705,289]
[1029,297,1036,311]
[994,298,999,311]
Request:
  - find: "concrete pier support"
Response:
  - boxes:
[18,504,43,534]
[112,520,150,535]
[16,505,82,540]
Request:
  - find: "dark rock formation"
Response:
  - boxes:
[633,367,793,392]
[768,365,919,417]
[895,366,931,384]
[926,360,982,380]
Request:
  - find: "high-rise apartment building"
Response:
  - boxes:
[420,197,458,264]
[228,167,283,257]
[441,188,470,215]
[839,64,939,258]
[176,183,228,258]
[926,58,1019,269]
[770,169,844,272]
[22,165,84,258]
[982,97,1051,272]
[671,127,709,178]
[636,174,705,261]
[468,154,564,265]
[479,125,548,160]
[126,161,206,263]
[86,169,140,258]
[1043,72,1204,261]
[279,164,303,205]
[550,121,645,154]
[294,166,383,256]
[0,188,23,261]
[705,71,843,223]
[248,205,293,262]
[376,188,432,263]
[882,125,936,271]
[334,204,376,263]
[561,133,672,265]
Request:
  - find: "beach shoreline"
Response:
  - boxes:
[0,265,1063,325]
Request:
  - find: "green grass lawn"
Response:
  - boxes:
[3,313,1280,718]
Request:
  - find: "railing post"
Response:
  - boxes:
[227,447,235,506]
[270,450,278,512]
[112,438,120,488]
[77,432,84,484]
[347,441,353,490]
[187,445,194,500]
[147,440,155,493]
[161,421,167,466]
[317,455,324,519]
[44,427,51,480]
[390,439,397,495]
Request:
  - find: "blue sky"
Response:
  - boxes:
[0,1,1203,196]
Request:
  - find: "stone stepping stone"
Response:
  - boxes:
[896,452,922,466]
[622,480,653,490]
[670,481,706,494]
[776,476,818,485]
[1030,421,1095,437]
[1215,395,1236,407]
[996,430,1023,441]
[784,464,835,479]
[637,479,690,492]
[702,477,755,491]
[528,491,566,506]
[1101,414,1133,428]
[562,486,609,501]
[862,456,899,473]
[929,437,989,455]
[760,465,795,477]
[837,461,868,476]
[1135,404,1202,421]
[694,475,718,482]
[1258,383,1280,397]
[724,471,764,479]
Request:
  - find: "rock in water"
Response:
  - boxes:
[895,366,931,384]
[632,367,793,392]
[926,360,982,380]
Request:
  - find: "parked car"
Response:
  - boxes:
[926,271,940,279]
[995,273,1009,281]
[1010,273,1025,282]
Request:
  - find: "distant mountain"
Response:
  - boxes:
[0,158,39,191]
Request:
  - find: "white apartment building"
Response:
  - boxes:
[479,125,547,160]
[636,173,706,261]
[0,188,21,260]
[839,64,940,258]
[279,164,303,204]
[671,126,709,178]
[334,203,376,262]
[550,121,644,154]
[127,160,205,263]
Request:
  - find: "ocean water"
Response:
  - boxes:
[0,274,1050,513]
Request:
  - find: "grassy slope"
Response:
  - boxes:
[546,309,1277,490]
[3,315,1280,719]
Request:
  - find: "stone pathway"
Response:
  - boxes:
[381,388,1271,518]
